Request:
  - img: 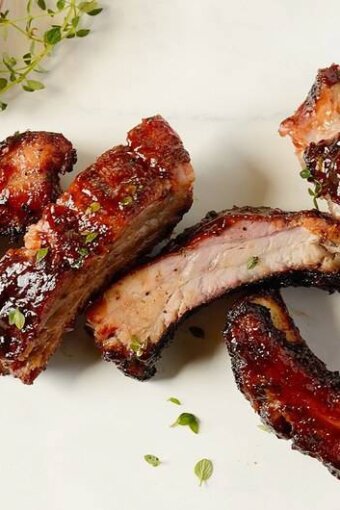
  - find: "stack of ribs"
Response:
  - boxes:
[0,116,194,383]
[0,66,339,480]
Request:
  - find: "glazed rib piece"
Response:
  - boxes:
[303,133,340,219]
[87,207,340,380]
[280,64,340,218]
[0,116,194,384]
[223,290,340,478]
[0,131,76,236]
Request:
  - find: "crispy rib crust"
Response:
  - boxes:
[279,64,340,216]
[0,116,194,384]
[223,290,340,478]
[0,131,76,236]
[87,207,340,381]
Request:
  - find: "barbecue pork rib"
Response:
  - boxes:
[280,64,340,218]
[0,116,194,384]
[223,290,340,479]
[87,207,340,380]
[0,131,76,236]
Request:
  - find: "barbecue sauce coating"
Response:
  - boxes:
[279,64,340,214]
[0,116,194,383]
[224,291,340,478]
[0,131,76,236]
[304,133,340,206]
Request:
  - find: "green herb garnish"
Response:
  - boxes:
[8,308,25,330]
[120,196,133,207]
[308,182,322,210]
[86,202,101,214]
[194,459,213,486]
[70,247,89,269]
[130,335,144,357]
[144,455,161,467]
[299,167,322,209]
[0,1,102,111]
[36,247,49,262]
[82,232,98,244]
[247,256,259,270]
[258,423,272,433]
[171,412,199,434]
[299,167,312,179]
[168,397,181,405]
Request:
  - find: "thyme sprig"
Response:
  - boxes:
[299,167,322,210]
[0,0,102,111]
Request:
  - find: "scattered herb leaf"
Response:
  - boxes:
[258,423,272,433]
[36,247,49,262]
[86,202,101,214]
[130,335,144,357]
[299,167,322,209]
[120,196,133,207]
[82,232,98,244]
[247,256,259,270]
[144,454,161,467]
[308,180,322,210]
[171,412,199,434]
[70,247,89,269]
[168,397,181,405]
[8,308,25,330]
[189,326,205,339]
[79,247,89,257]
[194,459,213,486]
[299,168,312,179]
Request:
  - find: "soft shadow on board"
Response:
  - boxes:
[155,294,239,380]
[48,315,100,381]
[193,151,270,221]
[155,287,340,380]
[282,287,340,372]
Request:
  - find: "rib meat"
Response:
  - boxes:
[280,64,340,218]
[0,131,76,236]
[223,290,340,478]
[87,207,340,380]
[0,116,194,384]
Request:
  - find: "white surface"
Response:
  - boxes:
[1,1,339,509]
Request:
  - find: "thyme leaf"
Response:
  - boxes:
[247,256,259,270]
[144,454,161,467]
[171,412,199,434]
[8,308,25,330]
[168,397,181,405]
[194,459,213,486]
[36,247,49,262]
